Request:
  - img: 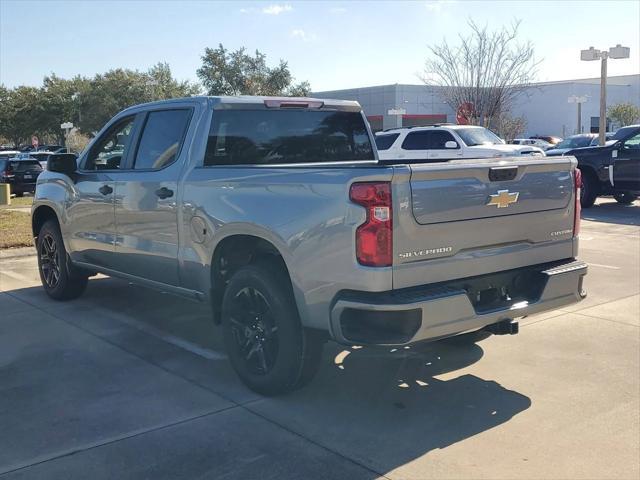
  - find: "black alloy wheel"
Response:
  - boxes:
[228,286,279,375]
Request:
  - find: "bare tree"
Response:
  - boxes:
[422,20,539,127]
[495,113,527,142]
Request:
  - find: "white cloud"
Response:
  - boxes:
[291,29,317,42]
[262,4,292,15]
[425,0,457,13]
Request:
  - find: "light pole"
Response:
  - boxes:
[580,44,630,145]
[568,95,588,134]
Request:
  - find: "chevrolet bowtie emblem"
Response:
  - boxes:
[487,190,519,208]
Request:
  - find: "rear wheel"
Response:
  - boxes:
[37,220,88,300]
[580,169,598,208]
[221,261,324,395]
[613,192,637,205]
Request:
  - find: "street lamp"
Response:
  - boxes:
[580,44,630,145]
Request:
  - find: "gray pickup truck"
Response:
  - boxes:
[32,96,587,395]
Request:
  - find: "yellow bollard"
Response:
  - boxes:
[0,183,10,206]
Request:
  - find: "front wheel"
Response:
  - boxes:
[37,220,88,300]
[613,192,637,205]
[221,261,324,395]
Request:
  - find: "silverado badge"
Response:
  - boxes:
[487,190,519,208]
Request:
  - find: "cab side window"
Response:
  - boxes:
[133,109,191,170]
[623,133,640,150]
[429,131,458,149]
[84,116,135,170]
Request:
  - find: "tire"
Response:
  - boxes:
[221,261,325,395]
[613,192,637,205]
[580,169,598,209]
[37,219,88,300]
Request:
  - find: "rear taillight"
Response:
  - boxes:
[349,182,392,267]
[574,168,582,236]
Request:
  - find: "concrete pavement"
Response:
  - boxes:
[0,198,638,479]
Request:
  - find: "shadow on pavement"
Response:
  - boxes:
[581,199,639,226]
[3,279,532,478]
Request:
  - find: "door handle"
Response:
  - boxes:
[99,184,113,195]
[155,187,174,199]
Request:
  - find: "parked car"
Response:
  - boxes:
[0,150,21,159]
[546,134,597,156]
[512,138,553,150]
[567,125,640,207]
[375,125,545,161]
[0,158,43,196]
[589,132,616,146]
[28,151,71,170]
[530,135,563,146]
[32,96,587,395]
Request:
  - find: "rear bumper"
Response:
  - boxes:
[330,259,587,346]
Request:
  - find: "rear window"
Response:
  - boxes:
[375,133,400,150]
[204,109,373,166]
[8,160,42,171]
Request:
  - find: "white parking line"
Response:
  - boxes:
[587,263,621,270]
[1,270,35,283]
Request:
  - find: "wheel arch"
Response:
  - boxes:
[32,204,60,239]
[209,232,304,324]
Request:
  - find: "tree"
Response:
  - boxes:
[495,113,527,142]
[197,44,310,96]
[608,102,640,127]
[0,86,42,147]
[79,64,199,134]
[422,20,539,127]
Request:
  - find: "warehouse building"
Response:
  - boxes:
[313,74,639,137]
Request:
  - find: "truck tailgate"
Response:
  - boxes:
[392,157,579,289]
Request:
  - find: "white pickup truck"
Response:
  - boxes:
[375,125,545,161]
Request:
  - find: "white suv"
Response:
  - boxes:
[375,125,545,161]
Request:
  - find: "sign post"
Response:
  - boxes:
[60,122,74,153]
[568,96,588,134]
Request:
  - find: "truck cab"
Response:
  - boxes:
[567,125,640,207]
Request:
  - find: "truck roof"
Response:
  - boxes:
[121,95,361,113]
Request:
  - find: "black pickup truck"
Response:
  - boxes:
[568,125,640,208]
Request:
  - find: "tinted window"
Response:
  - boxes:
[0,160,6,171]
[429,130,457,149]
[204,109,373,166]
[623,133,640,149]
[85,116,135,170]
[455,127,503,146]
[134,109,191,170]
[8,160,42,171]
[375,133,400,150]
[401,131,430,150]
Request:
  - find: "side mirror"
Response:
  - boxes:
[48,153,78,176]
[445,140,458,149]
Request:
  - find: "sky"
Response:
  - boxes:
[1,0,639,92]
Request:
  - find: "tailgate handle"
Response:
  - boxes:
[489,167,518,182]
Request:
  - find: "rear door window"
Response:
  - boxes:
[375,133,400,150]
[134,109,192,170]
[401,131,431,150]
[8,160,42,171]
[204,109,373,165]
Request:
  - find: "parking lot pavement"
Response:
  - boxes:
[0,198,638,479]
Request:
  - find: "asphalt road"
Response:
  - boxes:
[0,198,638,479]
